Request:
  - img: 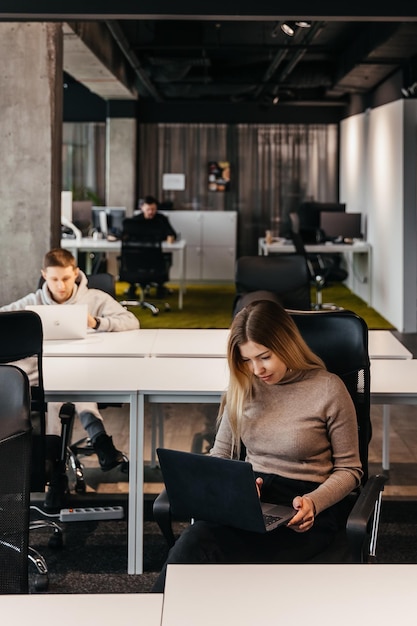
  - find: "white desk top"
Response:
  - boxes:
[43,356,140,396]
[42,328,410,361]
[42,329,158,357]
[371,358,417,401]
[137,356,230,396]
[0,593,163,626]
[368,330,412,359]
[162,564,416,626]
[259,237,370,254]
[62,236,186,253]
[151,328,230,357]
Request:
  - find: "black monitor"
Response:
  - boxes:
[92,206,126,237]
[298,201,346,231]
[320,212,362,241]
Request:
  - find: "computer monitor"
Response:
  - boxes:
[320,212,362,241]
[91,206,126,237]
[298,201,346,231]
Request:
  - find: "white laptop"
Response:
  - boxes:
[25,304,88,340]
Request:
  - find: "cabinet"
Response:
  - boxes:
[161,210,237,282]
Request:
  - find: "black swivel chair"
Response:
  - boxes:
[153,309,387,564]
[0,310,75,591]
[0,364,32,594]
[289,212,348,310]
[232,255,311,317]
[118,217,171,316]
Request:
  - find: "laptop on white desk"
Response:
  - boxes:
[25,304,88,340]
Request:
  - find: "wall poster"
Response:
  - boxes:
[208,161,231,191]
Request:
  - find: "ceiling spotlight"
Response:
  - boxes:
[402,82,417,97]
[272,95,280,105]
[281,22,296,37]
[295,20,312,28]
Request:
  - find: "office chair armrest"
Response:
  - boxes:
[153,488,176,548]
[346,474,388,562]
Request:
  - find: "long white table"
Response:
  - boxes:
[162,563,417,626]
[41,330,415,573]
[258,237,372,305]
[0,593,163,625]
[42,328,411,360]
[61,237,187,309]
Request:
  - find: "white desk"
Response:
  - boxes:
[371,358,417,470]
[42,329,158,357]
[162,563,417,626]
[42,357,142,575]
[258,237,372,305]
[0,593,163,625]
[368,330,412,359]
[61,237,187,309]
[42,328,410,361]
[151,328,230,357]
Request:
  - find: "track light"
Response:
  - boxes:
[281,21,296,37]
[402,82,417,97]
[295,20,312,28]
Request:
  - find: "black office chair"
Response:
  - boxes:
[0,364,32,594]
[232,254,311,317]
[0,310,76,591]
[153,309,387,564]
[289,212,348,310]
[118,217,171,316]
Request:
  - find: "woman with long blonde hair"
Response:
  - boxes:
[153,300,362,591]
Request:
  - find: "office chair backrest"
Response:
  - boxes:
[0,364,32,593]
[0,310,47,490]
[289,309,370,482]
[233,255,311,315]
[87,273,116,299]
[119,217,168,285]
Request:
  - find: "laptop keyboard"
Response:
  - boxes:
[263,514,282,528]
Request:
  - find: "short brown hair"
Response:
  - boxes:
[43,248,77,270]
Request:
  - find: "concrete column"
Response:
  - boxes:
[106,117,137,214]
[0,22,63,304]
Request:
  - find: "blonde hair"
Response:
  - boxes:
[43,248,77,270]
[221,300,325,457]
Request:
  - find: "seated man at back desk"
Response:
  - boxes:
[0,247,140,475]
[126,195,177,298]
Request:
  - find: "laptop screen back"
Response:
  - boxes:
[25,305,88,340]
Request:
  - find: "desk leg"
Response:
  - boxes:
[178,246,186,310]
[382,404,390,471]
[127,391,144,575]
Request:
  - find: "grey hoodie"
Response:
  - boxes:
[0,270,140,333]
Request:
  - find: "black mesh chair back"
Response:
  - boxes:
[119,218,168,288]
[233,255,311,316]
[0,364,32,593]
[289,309,371,482]
[0,310,46,487]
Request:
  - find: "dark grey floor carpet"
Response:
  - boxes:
[28,499,417,594]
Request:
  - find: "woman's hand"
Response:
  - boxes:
[287,495,315,533]
[255,476,263,498]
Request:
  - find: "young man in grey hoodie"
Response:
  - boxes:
[0,247,140,472]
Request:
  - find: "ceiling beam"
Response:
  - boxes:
[2,0,417,20]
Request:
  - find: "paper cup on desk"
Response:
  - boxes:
[265,230,273,244]
[167,235,175,244]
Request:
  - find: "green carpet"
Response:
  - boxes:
[116,282,394,330]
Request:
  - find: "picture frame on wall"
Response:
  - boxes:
[208,161,230,191]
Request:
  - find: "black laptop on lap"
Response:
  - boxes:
[156,448,296,533]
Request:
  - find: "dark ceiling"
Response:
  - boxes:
[107,19,417,107]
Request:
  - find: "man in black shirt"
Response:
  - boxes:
[126,195,177,298]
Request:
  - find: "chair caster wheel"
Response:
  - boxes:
[34,573,49,592]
